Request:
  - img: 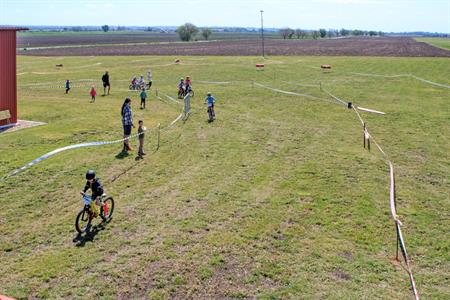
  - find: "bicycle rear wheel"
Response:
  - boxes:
[75,209,92,233]
[208,108,214,122]
[100,197,114,221]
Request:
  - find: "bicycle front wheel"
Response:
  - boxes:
[75,209,92,233]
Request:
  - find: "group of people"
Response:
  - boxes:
[121,98,146,158]
[81,76,218,222]
[64,71,111,102]
[130,70,153,90]
[177,76,193,98]
[67,70,216,160]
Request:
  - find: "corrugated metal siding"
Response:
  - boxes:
[0,31,17,125]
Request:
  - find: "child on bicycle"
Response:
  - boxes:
[80,170,104,218]
[131,76,138,89]
[205,92,216,119]
[178,78,185,98]
[137,75,145,90]
[184,76,192,92]
[178,78,185,91]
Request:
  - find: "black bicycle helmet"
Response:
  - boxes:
[86,170,95,180]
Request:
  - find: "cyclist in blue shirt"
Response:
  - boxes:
[204,92,216,120]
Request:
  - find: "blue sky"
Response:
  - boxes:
[1,0,449,32]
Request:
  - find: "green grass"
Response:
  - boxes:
[1,55,449,299]
[415,37,450,50]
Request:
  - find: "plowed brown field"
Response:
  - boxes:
[18,37,450,57]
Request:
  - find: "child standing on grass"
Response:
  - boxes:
[140,88,147,109]
[90,86,97,102]
[65,79,70,94]
[137,120,146,158]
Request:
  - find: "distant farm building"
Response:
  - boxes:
[0,27,28,127]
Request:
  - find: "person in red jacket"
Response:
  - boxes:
[90,86,97,102]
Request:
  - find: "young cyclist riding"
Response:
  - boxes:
[178,78,185,98]
[80,170,104,219]
[204,92,216,121]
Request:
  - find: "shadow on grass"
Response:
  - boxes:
[115,150,130,159]
[72,218,112,247]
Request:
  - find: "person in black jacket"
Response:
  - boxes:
[102,71,110,95]
[80,170,104,217]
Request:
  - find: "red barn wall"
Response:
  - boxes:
[0,30,18,125]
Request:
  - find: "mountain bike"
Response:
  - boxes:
[75,194,114,233]
[207,105,215,122]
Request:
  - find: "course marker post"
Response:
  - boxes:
[396,223,400,260]
[157,123,161,150]
[155,89,158,97]
[183,94,191,120]
[363,123,366,149]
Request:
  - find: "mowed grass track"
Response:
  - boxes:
[415,37,450,50]
[0,56,449,299]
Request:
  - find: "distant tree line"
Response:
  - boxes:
[176,23,214,41]
[278,28,385,39]
[47,25,448,38]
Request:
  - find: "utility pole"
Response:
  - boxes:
[260,10,265,58]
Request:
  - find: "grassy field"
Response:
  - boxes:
[1,55,449,299]
[415,37,450,50]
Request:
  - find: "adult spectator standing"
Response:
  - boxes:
[102,71,110,95]
[121,98,134,152]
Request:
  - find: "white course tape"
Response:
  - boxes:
[71,62,102,69]
[5,130,144,178]
[351,72,450,89]
[409,75,450,89]
[168,113,184,128]
[351,72,409,78]
[320,88,348,106]
[164,94,181,104]
[3,109,185,179]
[197,80,231,85]
[158,92,182,105]
[346,95,418,300]
[254,82,339,105]
[356,106,386,115]
[281,81,320,88]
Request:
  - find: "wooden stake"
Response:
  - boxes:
[157,123,161,150]
[363,123,366,149]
